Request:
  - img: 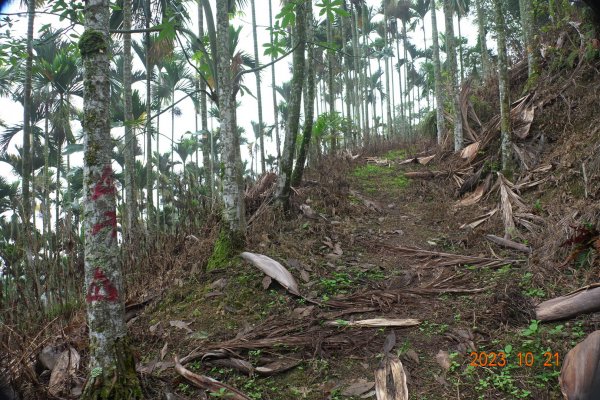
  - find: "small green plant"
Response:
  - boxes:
[533,199,544,213]
[178,383,193,395]
[209,388,234,398]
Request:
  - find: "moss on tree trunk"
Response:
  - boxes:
[207,226,245,271]
[81,338,141,400]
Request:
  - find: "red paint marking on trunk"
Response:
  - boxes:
[86,267,119,302]
[92,211,117,237]
[91,165,117,201]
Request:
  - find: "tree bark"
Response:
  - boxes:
[275,0,306,210]
[197,2,212,203]
[216,0,246,237]
[250,0,266,174]
[123,0,137,239]
[79,0,142,397]
[144,0,154,228]
[494,0,513,174]
[443,0,463,151]
[291,1,315,187]
[475,0,490,78]
[431,0,445,144]
[519,0,540,79]
[268,0,282,169]
[22,0,35,224]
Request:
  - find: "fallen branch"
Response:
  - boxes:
[365,241,517,269]
[536,285,600,322]
[174,357,252,400]
[404,171,446,179]
[485,234,532,253]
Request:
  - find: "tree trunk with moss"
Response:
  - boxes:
[494,0,513,174]
[208,0,246,270]
[291,1,314,187]
[275,0,306,210]
[431,0,445,144]
[443,0,463,151]
[79,1,142,398]
[123,0,138,239]
[519,0,540,80]
[197,3,212,203]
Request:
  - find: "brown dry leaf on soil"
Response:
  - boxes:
[48,347,80,397]
[169,320,193,333]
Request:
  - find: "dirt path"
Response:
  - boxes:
[137,149,567,400]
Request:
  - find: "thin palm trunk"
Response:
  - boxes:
[268,0,281,169]
[276,0,306,208]
[43,102,51,253]
[250,0,266,174]
[457,15,464,81]
[22,0,35,224]
[382,7,393,138]
[431,0,445,144]
[475,0,489,77]
[361,6,370,143]
[197,4,212,203]
[291,2,315,185]
[123,0,137,239]
[145,0,153,228]
[443,0,463,150]
[495,0,513,173]
[341,14,352,144]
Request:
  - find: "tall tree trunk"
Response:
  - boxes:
[275,0,306,209]
[360,5,370,144]
[22,0,35,224]
[382,6,393,138]
[268,0,281,169]
[475,0,490,78]
[341,17,352,145]
[457,15,464,82]
[212,0,246,260]
[351,6,363,143]
[326,16,336,153]
[145,0,153,228]
[197,3,212,202]
[443,0,463,151]
[519,0,540,80]
[250,0,266,174]
[402,20,411,135]
[394,35,404,132]
[171,92,175,175]
[292,1,315,187]
[79,0,142,397]
[43,103,51,253]
[123,0,137,239]
[494,0,513,174]
[431,0,445,144]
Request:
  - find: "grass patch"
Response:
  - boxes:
[352,164,409,193]
[385,149,407,160]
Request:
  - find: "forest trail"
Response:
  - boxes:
[129,146,566,400]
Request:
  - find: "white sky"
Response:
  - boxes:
[0,0,479,181]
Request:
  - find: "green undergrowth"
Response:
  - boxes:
[352,163,409,194]
[446,318,581,400]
